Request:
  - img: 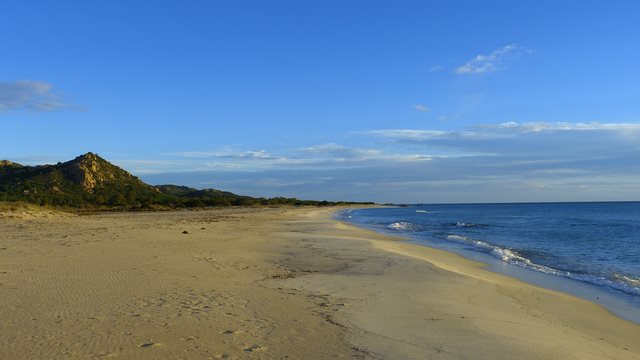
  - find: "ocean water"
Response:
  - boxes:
[338,202,640,323]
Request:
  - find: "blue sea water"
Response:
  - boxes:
[338,202,640,323]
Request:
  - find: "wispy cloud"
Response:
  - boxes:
[170,150,281,160]
[367,129,492,141]
[492,121,640,133]
[413,104,430,112]
[365,122,640,184]
[122,121,640,203]
[368,122,640,142]
[165,149,303,169]
[300,143,434,163]
[0,80,72,112]
[455,44,530,75]
[157,143,436,173]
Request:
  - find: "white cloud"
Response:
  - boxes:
[300,143,380,158]
[413,104,430,112]
[366,129,492,140]
[123,121,640,203]
[156,122,640,179]
[0,80,71,112]
[455,44,530,75]
[300,143,435,163]
[168,150,281,160]
[156,143,437,174]
[368,122,640,142]
[365,122,640,172]
[493,121,640,133]
[300,143,352,153]
[205,162,243,169]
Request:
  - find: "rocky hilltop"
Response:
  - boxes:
[66,152,139,191]
[0,160,24,171]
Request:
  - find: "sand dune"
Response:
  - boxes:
[0,207,638,359]
[0,202,76,220]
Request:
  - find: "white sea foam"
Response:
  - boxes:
[495,251,640,295]
[490,248,565,275]
[455,222,486,227]
[469,241,565,276]
[613,274,640,287]
[440,233,640,296]
[387,221,415,231]
[491,247,529,263]
[346,207,640,300]
[445,235,495,251]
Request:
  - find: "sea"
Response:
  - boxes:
[338,202,640,324]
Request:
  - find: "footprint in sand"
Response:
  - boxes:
[244,344,267,352]
[221,330,243,335]
[138,340,162,348]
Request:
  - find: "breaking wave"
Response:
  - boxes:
[452,222,488,228]
[439,233,640,297]
[387,221,416,231]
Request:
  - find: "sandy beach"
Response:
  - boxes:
[0,206,638,359]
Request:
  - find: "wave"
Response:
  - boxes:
[445,234,494,251]
[387,221,416,231]
[342,207,640,304]
[336,209,353,219]
[570,273,640,297]
[612,274,640,289]
[439,233,640,297]
[452,222,488,228]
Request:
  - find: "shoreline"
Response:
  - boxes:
[281,208,640,359]
[336,208,640,325]
[1,206,639,359]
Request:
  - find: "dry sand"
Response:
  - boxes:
[0,207,638,359]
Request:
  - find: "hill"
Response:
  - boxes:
[0,153,167,207]
[0,153,371,209]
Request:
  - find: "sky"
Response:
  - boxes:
[1,0,640,203]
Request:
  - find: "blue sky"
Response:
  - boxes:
[2,0,639,203]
